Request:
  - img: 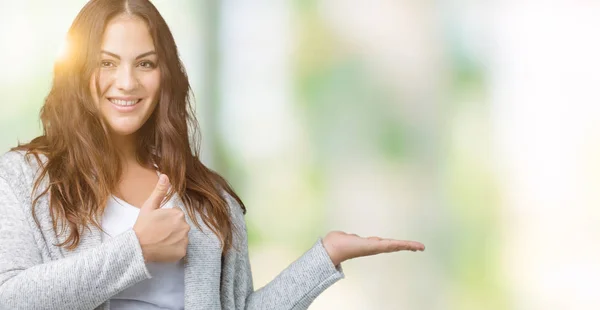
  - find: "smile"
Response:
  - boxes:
[108,98,143,112]
[109,98,142,106]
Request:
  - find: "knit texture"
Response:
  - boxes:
[0,151,344,310]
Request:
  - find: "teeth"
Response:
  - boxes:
[110,99,139,106]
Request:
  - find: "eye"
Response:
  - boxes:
[100,61,115,68]
[138,61,156,69]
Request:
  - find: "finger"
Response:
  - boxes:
[387,240,425,252]
[140,174,170,212]
[367,239,425,254]
[402,240,425,251]
[366,239,398,254]
[171,205,186,217]
[170,206,189,226]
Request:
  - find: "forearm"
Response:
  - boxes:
[0,229,150,310]
[243,239,344,310]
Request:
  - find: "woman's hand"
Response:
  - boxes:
[322,231,425,266]
[133,174,190,263]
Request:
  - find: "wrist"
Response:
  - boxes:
[133,227,151,263]
[322,236,342,266]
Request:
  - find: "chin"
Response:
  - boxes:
[106,119,144,136]
[111,128,140,136]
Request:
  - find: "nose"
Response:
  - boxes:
[114,66,138,91]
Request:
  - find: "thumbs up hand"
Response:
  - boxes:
[133,174,190,263]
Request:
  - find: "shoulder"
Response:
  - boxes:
[221,189,244,218]
[219,188,248,237]
[0,150,46,189]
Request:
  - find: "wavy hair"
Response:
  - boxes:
[12,0,245,253]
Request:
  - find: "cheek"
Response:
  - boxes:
[89,76,99,106]
[142,71,161,98]
[89,73,111,106]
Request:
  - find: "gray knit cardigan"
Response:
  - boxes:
[0,151,344,310]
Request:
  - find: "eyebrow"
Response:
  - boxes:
[101,50,157,60]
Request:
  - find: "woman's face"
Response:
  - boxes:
[90,14,161,137]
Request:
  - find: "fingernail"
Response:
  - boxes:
[159,175,167,185]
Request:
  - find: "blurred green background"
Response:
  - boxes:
[2,1,600,309]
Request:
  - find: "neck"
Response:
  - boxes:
[111,133,138,164]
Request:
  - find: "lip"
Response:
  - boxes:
[108,97,142,113]
[108,96,141,101]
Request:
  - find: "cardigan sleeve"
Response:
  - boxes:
[0,172,151,310]
[224,193,345,310]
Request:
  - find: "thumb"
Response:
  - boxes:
[141,174,170,212]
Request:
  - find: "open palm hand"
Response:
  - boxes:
[322,231,425,266]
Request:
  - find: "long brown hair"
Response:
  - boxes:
[12,0,245,253]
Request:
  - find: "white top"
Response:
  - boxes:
[101,191,185,310]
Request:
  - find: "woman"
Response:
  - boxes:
[0,0,425,309]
